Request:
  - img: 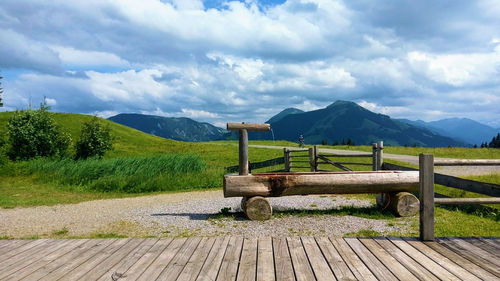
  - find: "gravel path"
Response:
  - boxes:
[0,190,411,238]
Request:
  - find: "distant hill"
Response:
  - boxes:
[108,113,226,142]
[252,100,466,147]
[266,108,304,123]
[397,118,497,146]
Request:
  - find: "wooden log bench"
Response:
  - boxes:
[224,122,420,220]
[224,171,420,220]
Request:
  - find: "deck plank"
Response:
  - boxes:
[315,236,355,280]
[156,236,202,281]
[0,239,71,280]
[477,237,500,252]
[402,237,482,281]
[22,239,101,280]
[424,240,499,280]
[257,237,274,281]
[63,238,130,281]
[438,237,500,276]
[0,239,56,278]
[138,237,187,280]
[121,238,173,281]
[79,238,145,281]
[96,238,158,281]
[301,236,335,281]
[273,237,295,281]
[373,238,439,281]
[38,238,116,281]
[388,237,460,281]
[359,238,418,281]
[447,237,500,264]
[0,236,499,281]
[344,237,397,281]
[329,237,377,281]
[216,236,244,281]
[236,238,258,281]
[178,237,217,281]
[287,236,315,281]
[0,239,47,263]
[0,240,32,256]
[196,237,230,281]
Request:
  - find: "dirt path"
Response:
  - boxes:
[250,144,500,176]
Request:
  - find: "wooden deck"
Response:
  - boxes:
[0,237,498,280]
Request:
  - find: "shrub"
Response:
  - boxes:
[75,116,112,159]
[7,104,71,160]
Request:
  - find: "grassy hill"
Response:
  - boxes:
[0,111,283,207]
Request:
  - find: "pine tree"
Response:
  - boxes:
[0,74,3,107]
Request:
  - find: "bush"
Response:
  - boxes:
[7,104,71,160]
[75,116,112,159]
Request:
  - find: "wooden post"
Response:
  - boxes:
[284,148,290,172]
[419,153,434,241]
[376,141,383,171]
[227,122,270,175]
[372,143,378,171]
[309,146,318,172]
[239,129,249,175]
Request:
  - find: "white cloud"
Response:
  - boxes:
[181,108,219,118]
[357,100,408,116]
[51,46,129,68]
[85,69,167,102]
[407,47,500,86]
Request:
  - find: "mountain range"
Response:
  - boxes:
[108,101,499,147]
[396,118,498,146]
[108,114,225,142]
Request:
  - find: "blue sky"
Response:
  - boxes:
[1,0,499,128]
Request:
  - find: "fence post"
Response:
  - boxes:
[372,143,378,171]
[239,129,249,175]
[419,153,435,241]
[284,148,290,172]
[376,141,384,171]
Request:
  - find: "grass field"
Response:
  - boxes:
[1,112,499,237]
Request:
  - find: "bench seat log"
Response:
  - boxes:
[223,171,419,198]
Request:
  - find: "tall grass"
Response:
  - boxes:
[15,154,213,193]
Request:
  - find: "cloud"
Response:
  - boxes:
[50,46,130,68]
[1,0,500,128]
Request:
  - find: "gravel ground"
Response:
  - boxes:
[0,190,412,238]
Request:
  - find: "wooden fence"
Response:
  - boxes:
[414,155,500,241]
[227,141,384,173]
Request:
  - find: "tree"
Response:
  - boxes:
[0,73,3,107]
[332,140,339,146]
[7,103,71,160]
[75,116,112,159]
[489,133,500,148]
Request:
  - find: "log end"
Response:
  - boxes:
[389,192,420,217]
[244,196,272,221]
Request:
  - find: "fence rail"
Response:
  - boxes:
[383,162,500,197]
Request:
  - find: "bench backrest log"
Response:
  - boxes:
[227,122,271,175]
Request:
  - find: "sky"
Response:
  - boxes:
[1,0,499,128]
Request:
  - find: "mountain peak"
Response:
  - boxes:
[266,107,304,123]
[327,100,359,108]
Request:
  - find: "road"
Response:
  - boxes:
[249,144,500,177]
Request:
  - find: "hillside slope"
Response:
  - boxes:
[108,113,226,142]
